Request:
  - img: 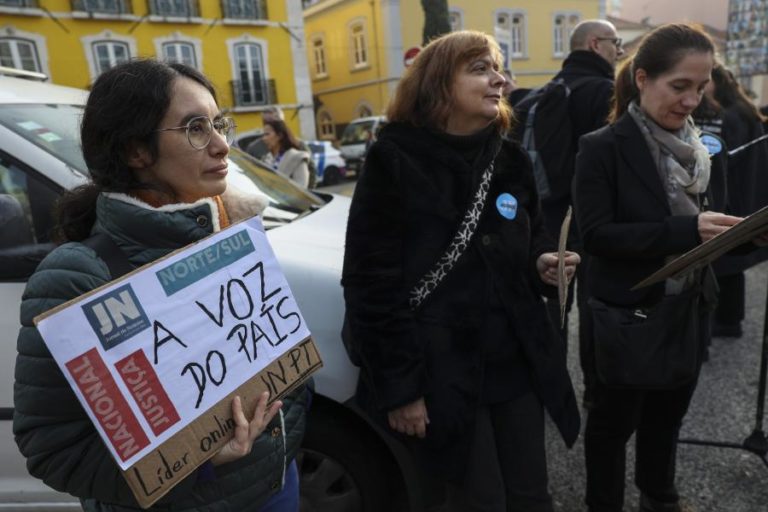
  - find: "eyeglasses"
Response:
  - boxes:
[156,116,236,150]
[596,37,623,49]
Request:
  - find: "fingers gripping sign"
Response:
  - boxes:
[210,391,282,466]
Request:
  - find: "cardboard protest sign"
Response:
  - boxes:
[557,206,572,328]
[35,217,322,508]
[633,205,768,290]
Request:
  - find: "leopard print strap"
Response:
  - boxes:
[408,161,495,310]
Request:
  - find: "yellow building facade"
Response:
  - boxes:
[0,0,315,138]
[304,0,603,140]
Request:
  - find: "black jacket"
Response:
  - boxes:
[712,106,768,274]
[542,50,615,242]
[555,50,616,142]
[342,122,579,481]
[573,113,727,307]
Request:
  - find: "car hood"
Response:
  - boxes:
[266,194,358,401]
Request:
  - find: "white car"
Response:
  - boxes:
[306,140,347,186]
[339,116,387,174]
[0,70,414,512]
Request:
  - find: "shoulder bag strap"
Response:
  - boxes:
[408,158,496,310]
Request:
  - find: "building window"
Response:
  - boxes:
[221,0,267,20]
[0,1,40,7]
[311,35,326,77]
[449,9,463,31]
[495,11,526,63]
[149,0,199,17]
[510,14,525,58]
[317,110,334,139]
[72,0,133,14]
[0,38,41,72]
[162,42,196,67]
[349,21,368,69]
[357,105,372,118]
[231,42,274,106]
[553,13,580,57]
[92,41,130,75]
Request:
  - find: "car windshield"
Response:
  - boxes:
[0,103,87,175]
[0,104,325,227]
[340,120,376,145]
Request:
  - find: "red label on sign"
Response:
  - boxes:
[66,348,150,461]
[116,350,180,436]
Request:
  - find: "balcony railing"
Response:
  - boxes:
[220,0,267,20]
[231,78,276,107]
[148,0,199,17]
[71,0,133,14]
[0,0,40,7]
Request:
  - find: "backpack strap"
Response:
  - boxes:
[81,233,134,279]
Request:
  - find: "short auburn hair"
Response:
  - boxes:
[387,30,513,132]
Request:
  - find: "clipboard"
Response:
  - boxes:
[633,205,768,290]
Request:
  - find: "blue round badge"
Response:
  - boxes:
[700,134,723,156]
[496,193,518,220]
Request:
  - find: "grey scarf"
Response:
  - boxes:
[628,101,711,217]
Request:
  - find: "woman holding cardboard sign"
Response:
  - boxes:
[342,31,581,511]
[13,59,309,511]
[572,24,741,512]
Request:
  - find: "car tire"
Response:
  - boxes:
[299,399,402,512]
[321,166,341,187]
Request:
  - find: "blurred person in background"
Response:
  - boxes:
[702,64,768,338]
[262,119,311,188]
[247,107,317,188]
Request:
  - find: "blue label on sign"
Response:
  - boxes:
[496,193,518,220]
[155,229,255,296]
[700,134,723,155]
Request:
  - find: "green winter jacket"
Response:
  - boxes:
[13,192,309,512]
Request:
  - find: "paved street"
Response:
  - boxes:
[548,262,768,511]
[318,180,768,510]
[312,7,768,500]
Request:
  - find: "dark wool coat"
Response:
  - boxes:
[342,122,580,482]
[573,113,727,307]
[14,193,309,512]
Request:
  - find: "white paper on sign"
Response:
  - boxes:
[36,217,312,470]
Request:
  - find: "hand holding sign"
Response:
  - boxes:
[210,392,282,466]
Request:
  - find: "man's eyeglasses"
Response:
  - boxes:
[596,37,623,49]
[156,116,236,150]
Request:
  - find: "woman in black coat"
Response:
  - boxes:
[573,24,742,512]
[342,30,580,512]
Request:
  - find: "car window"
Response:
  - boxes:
[0,104,87,176]
[0,153,59,281]
[227,148,325,226]
[340,120,376,145]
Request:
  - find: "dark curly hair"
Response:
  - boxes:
[55,59,217,242]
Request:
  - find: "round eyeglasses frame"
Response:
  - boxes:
[155,116,236,150]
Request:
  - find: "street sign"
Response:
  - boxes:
[404,47,421,68]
